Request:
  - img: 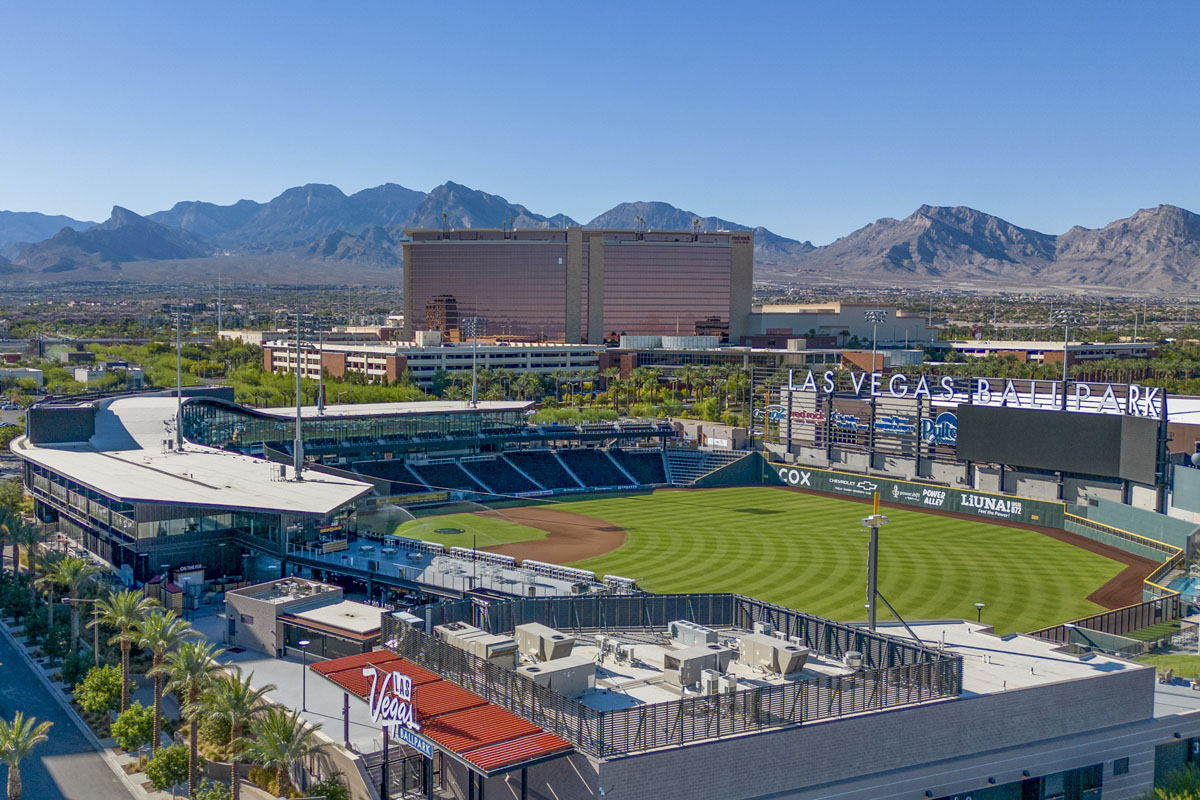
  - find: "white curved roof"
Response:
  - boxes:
[14,396,371,515]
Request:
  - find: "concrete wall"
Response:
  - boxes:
[1002,470,1060,500]
[974,466,1002,493]
[1173,464,1200,513]
[586,664,1155,800]
[1080,496,1196,552]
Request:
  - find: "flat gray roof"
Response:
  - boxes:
[15,396,371,515]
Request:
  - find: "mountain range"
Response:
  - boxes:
[2,181,1199,290]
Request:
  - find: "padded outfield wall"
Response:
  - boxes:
[768,462,1067,528]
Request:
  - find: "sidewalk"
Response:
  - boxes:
[0,615,197,800]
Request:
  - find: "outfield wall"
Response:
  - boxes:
[769,462,1066,528]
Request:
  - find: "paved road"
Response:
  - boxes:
[0,628,135,800]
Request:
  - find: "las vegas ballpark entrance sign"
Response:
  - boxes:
[772,463,1066,527]
[783,369,1164,419]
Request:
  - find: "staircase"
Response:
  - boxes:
[664,449,750,486]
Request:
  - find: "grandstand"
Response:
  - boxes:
[608,448,668,485]
[503,450,582,490]
[459,456,540,495]
[407,461,487,494]
[556,448,636,488]
[664,448,750,484]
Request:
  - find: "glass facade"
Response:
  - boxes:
[181,399,528,454]
[600,241,732,337]
[406,241,570,340]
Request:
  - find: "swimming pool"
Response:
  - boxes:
[1168,575,1200,602]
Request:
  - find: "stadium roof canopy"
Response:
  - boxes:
[13,396,371,515]
[253,399,533,420]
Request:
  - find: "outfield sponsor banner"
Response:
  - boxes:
[770,463,1064,527]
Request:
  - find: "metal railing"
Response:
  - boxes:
[1029,593,1185,644]
[383,594,961,758]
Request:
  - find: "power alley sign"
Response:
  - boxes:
[784,369,1163,420]
[772,464,1065,527]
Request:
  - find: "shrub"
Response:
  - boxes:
[60,652,90,688]
[198,709,231,755]
[247,765,280,796]
[75,664,122,715]
[308,772,350,800]
[145,744,190,792]
[192,780,232,800]
[111,701,154,752]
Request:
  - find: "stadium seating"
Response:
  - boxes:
[459,457,540,494]
[503,451,581,490]
[608,449,668,485]
[556,449,633,488]
[408,462,487,493]
[664,449,749,485]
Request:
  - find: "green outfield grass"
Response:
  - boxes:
[390,512,549,548]
[565,487,1124,634]
[407,486,1128,634]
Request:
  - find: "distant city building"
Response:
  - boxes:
[748,302,936,346]
[263,338,600,386]
[0,367,43,388]
[949,339,1157,366]
[401,227,754,344]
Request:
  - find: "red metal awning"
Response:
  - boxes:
[313,651,573,775]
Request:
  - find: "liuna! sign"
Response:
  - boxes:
[363,666,435,758]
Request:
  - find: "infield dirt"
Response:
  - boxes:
[477,507,626,563]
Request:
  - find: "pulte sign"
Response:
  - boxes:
[784,369,1163,420]
[771,463,1065,527]
[363,666,435,759]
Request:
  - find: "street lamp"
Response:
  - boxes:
[298,639,311,711]
[1052,308,1086,410]
[864,310,888,373]
[63,596,102,668]
[974,602,985,623]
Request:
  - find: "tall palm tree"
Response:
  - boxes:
[200,669,276,800]
[37,556,105,653]
[11,520,49,612]
[241,708,324,798]
[162,640,225,798]
[137,610,194,752]
[0,712,52,800]
[91,589,158,711]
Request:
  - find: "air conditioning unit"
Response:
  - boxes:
[719,674,738,694]
[701,669,722,695]
[515,623,575,662]
[753,621,775,636]
[669,620,718,648]
[844,651,864,670]
[617,643,637,664]
[739,633,810,675]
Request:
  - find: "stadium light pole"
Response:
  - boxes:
[864,310,888,372]
[861,494,888,633]
[1052,308,1085,410]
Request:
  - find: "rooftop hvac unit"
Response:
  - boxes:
[517,654,595,696]
[719,674,738,694]
[391,611,424,630]
[844,651,864,670]
[739,633,810,675]
[669,620,718,648]
[701,668,722,695]
[433,622,483,650]
[514,622,575,662]
[663,644,735,687]
[464,633,519,669]
[617,643,637,665]
[753,621,775,637]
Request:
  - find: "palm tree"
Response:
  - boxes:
[92,589,158,711]
[200,669,276,800]
[138,610,194,752]
[11,520,49,612]
[241,708,324,798]
[0,712,52,800]
[162,640,225,798]
[37,556,105,653]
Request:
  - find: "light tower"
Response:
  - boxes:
[861,492,888,632]
[864,309,888,372]
[1052,308,1086,410]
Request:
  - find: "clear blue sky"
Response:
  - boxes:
[1,1,1196,244]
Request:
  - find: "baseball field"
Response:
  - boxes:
[392,486,1152,634]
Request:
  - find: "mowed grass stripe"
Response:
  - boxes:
[557,487,1123,634]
